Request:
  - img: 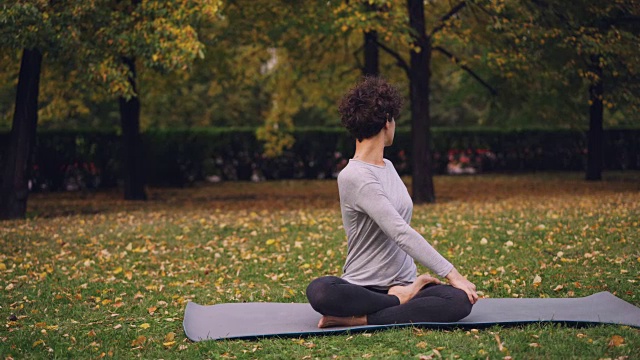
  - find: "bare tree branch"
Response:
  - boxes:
[430,1,467,36]
[373,40,410,76]
[434,46,497,95]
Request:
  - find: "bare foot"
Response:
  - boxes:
[388,274,441,304]
[318,315,367,328]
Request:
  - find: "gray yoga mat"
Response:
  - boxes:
[183,292,640,341]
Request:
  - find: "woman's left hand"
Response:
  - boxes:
[446,268,478,304]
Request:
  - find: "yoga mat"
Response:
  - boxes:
[183,291,640,341]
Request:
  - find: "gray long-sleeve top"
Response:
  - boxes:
[338,159,454,289]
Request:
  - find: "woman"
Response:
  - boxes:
[306,77,478,328]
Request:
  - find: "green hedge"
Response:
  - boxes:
[0,127,638,190]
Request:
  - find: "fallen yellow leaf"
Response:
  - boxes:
[131,335,146,347]
[608,335,624,347]
[533,275,542,287]
[139,323,150,329]
[164,332,176,342]
[33,339,45,347]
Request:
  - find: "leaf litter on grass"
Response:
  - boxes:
[0,172,639,359]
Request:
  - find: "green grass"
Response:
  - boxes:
[1,172,639,359]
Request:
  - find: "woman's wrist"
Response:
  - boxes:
[445,267,461,280]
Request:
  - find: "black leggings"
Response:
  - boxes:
[306,276,472,325]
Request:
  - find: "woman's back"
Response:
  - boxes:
[338,158,417,289]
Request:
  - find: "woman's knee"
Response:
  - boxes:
[428,285,473,321]
[449,287,473,320]
[306,276,340,313]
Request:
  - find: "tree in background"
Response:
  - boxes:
[0,47,42,220]
[0,2,502,132]
[214,1,358,156]
[476,0,640,180]
[0,0,220,219]
[2,0,638,212]
[84,1,220,200]
[335,0,496,203]
[0,2,70,220]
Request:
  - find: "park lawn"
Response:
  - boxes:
[1,172,639,359]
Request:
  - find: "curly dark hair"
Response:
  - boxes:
[338,76,403,142]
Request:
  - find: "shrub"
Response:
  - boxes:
[0,127,638,191]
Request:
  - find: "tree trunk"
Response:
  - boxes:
[586,55,603,181]
[119,56,147,200]
[0,49,43,220]
[408,0,435,203]
[363,31,379,76]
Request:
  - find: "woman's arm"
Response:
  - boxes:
[354,180,453,277]
[355,180,478,304]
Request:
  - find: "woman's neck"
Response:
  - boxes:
[353,135,385,166]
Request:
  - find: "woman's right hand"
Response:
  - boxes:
[446,268,478,304]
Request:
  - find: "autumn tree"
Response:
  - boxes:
[531,0,638,180]
[476,0,640,180]
[210,1,358,156]
[212,0,497,199]
[87,1,220,199]
[0,1,219,219]
[0,2,67,220]
[38,1,354,132]
[335,0,495,203]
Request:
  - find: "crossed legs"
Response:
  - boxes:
[306,276,473,327]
